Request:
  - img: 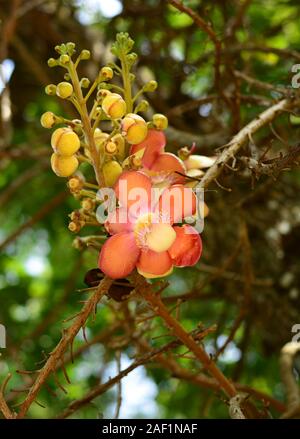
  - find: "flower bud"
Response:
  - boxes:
[80,78,90,88]
[143,80,158,92]
[105,141,117,154]
[102,93,126,119]
[152,113,168,130]
[60,54,70,64]
[111,134,125,159]
[80,49,91,60]
[100,66,114,80]
[97,89,111,100]
[40,111,57,129]
[51,153,79,177]
[51,127,80,156]
[135,100,149,113]
[45,84,57,95]
[47,58,57,67]
[66,42,76,55]
[68,221,82,233]
[103,161,123,187]
[56,82,73,99]
[121,113,148,144]
[82,198,95,211]
[68,175,84,192]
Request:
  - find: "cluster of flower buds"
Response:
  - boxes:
[40,33,217,279]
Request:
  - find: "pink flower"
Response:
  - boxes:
[130,129,186,185]
[98,170,202,279]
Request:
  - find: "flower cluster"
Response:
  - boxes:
[41,33,216,280]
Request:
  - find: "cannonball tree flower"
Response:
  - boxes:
[130,129,186,185]
[98,171,202,279]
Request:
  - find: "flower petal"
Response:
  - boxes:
[98,232,140,279]
[105,208,134,235]
[150,152,186,184]
[114,170,152,213]
[168,225,202,267]
[158,185,197,224]
[137,249,173,277]
[130,129,166,168]
[184,155,217,170]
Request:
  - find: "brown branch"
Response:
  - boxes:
[198,97,297,189]
[13,277,113,419]
[132,273,237,398]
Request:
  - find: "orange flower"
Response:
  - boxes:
[98,171,202,279]
[130,129,186,185]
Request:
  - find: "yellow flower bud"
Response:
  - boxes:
[45,84,57,95]
[82,198,95,211]
[105,141,117,154]
[102,93,126,119]
[121,113,148,144]
[143,80,158,92]
[56,82,73,99]
[97,89,111,100]
[111,133,125,159]
[40,111,57,129]
[80,49,90,60]
[51,153,79,177]
[51,128,80,156]
[68,176,84,192]
[101,66,114,80]
[152,113,168,130]
[102,160,123,187]
[60,54,70,64]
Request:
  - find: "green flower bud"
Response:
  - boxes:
[60,54,70,64]
[64,73,71,81]
[100,66,114,80]
[66,42,76,55]
[103,161,123,187]
[47,58,57,67]
[45,84,57,95]
[152,113,168,130]
[135,100,149,113]
[56,82,73,99]
[80,77,90,88]
[143,80,158,92]
[80,50,91,60]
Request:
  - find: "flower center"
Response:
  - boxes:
[134,212,176,252]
